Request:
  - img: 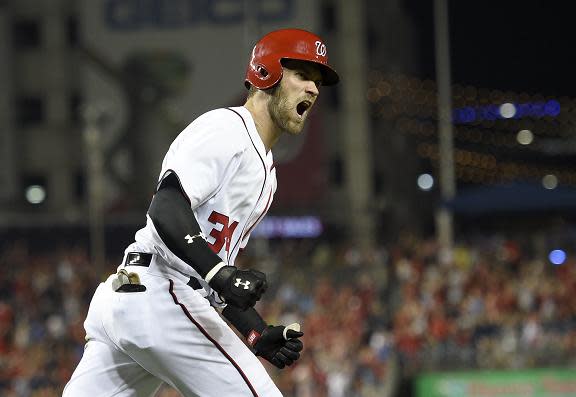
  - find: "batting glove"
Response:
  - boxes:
[208,265,267,310]
[251,324,304,369]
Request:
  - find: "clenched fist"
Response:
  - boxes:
[252,324,304,369]
[208,266,267,310]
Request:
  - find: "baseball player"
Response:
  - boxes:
[63,29,339,397]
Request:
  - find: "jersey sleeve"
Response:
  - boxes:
[159,110,246,209]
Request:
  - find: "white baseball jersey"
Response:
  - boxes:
[127,106,277,302]
[64,106,284,397]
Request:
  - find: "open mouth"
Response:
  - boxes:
[296,100,312,117]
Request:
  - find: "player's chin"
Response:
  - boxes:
[286,115,308,134]
[284,122,305,135]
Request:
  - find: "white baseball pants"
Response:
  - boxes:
[63,256,282,397]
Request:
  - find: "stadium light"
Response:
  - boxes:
[25,184,46,204]
[542,174,558,189]
[549,249,566,265]
[517,129,534,145]
[417,173,434,191]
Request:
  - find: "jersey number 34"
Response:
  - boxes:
[207,211,238,255]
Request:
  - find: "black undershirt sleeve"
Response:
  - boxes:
[148,173,223,279]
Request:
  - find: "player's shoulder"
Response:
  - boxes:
[194,107,249,131]
[176,107,251,151]
[190,107,250,141]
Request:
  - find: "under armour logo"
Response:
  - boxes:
[234,278,251,290]
[184,232,206,244]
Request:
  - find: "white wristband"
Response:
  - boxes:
[205,261,228,283]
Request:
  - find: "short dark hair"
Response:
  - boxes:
[246,83,278,99]
[246,84,258,99]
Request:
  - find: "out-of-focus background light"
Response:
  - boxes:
[252,216,323,238]
[548,249,566,265]
[25,185,46,204]
[499,102,516,118]
[516,129,534,145]
[542,174,558,189]
[417,173,434,191]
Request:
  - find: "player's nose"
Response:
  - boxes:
[305,80,319,97]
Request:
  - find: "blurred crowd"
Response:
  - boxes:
[391,235,576,374]
[0,242,100,397]
[1,232,575,397]
[0,237,392,397]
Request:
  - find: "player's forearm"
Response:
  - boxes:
[222,305,267,344]
[223,306,305,369]
[148,183,224,279]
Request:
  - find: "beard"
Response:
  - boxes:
[267,84,305,135]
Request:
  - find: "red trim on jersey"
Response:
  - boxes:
[168,279,260,397]
[225,108,268,259]
[242,189,273,241]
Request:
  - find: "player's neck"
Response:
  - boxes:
[243,99,281,153]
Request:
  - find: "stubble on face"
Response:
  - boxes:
[267,83,305,136]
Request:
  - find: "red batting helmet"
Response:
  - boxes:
[245,29,339,90]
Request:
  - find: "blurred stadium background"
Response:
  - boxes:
[2,0,576,396]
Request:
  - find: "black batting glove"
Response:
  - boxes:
[252,325,304,369]
[208,266,267,310]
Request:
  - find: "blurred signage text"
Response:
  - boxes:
[104,0,294,29]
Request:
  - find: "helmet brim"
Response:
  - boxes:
[281,58,340,86]
[316,63,339,86]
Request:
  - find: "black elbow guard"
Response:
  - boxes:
[148,183,223,279]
